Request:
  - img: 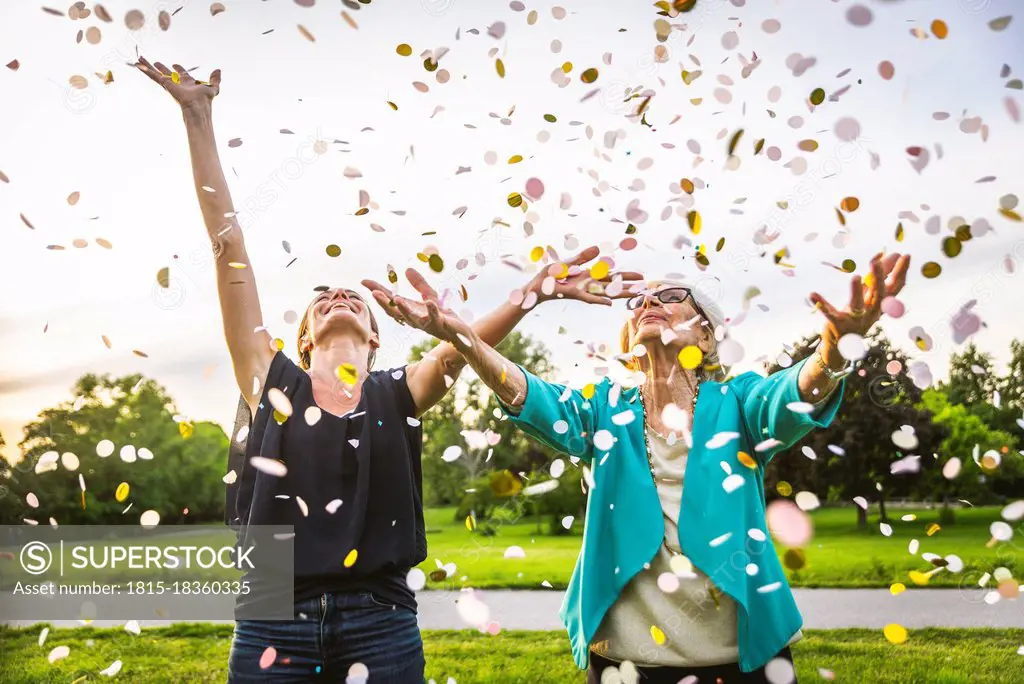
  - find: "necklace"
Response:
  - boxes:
[638,379,699,474]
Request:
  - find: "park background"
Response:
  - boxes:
[2,0,1024,681]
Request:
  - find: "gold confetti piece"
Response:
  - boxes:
[589,261,609,279]
[490,469,523,497]
[273,409,289,424]
[500,367,508,384]
[810,88,825,105]
[387,267,398,284]
[677,346,703,370]
[465,514,476,531]
[158,10,170,30]
[508,192,523,207]
[942,237,962,258]
[840,196,860,212]
[344,549,358,568]
[930,19,948,40]
[273,338,285,351]
[355,207,369,216]
[428,254,444,273]
[895,223,904,242]
[429,569,447,582]
[783,548,806,570]
[336,363,358,386]
[133,350,149,358]
[841,259,856,273]
[680,178,695,194]
[397,44,412,56]
[227,262,248,269]
[298,24,315,42]
[889,582,906,595]
[530,246,544,262]
[883,623,908,645]
[727,129,744,156]
[341,11,357,29]
[325,245,342,257]
[561,61,573,73]
[170,71,180,84]
[115,482,130,502]
[999,208,1022,222]
[543,113,557,122]
[798,139,819,152]
[581,68,599,83]
[650,626,666,645]
[582,383,596,400]
[687,210,701,234]
[738,451,757,469]
[102,335,112,349]
[496,58,506,78]
[925,523,941,536]
[508,154,523,164]
[156,267,170,288]
[179,421,193,439]
[777,481,793,497]
[921,262,942,279]
[989,16,1012,31]
[69,75,88,89]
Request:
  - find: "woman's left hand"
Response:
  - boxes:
[522,246,644,307]
[362,270,472,345]
[809,252,911,347]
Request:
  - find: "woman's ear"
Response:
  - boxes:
[369,333,381,350]
[300,336,312,354]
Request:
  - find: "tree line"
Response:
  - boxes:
[1,334,1020,532]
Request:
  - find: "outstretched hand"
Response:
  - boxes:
[362,270,473,346]
[134,55,221,111]
[810,252,910,347]
[523,245,644,306]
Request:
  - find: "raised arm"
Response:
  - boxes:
[134,58,273,413]
[363,248,639,417]
[737,252,910,464]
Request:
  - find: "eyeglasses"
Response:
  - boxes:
[626,287,707,319]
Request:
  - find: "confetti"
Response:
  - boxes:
[344,549,358,567]
[883,623,908,645]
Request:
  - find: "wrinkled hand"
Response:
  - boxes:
[134,55,220,111]
[810,252,910,347]
[362,269,472,346]
[522,245,643,306]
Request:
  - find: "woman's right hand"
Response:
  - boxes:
[134,55,221,111]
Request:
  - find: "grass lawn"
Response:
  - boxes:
[1,624,1021,683]
[416,505,1022,590]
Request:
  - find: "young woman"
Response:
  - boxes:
[133,57,638,682]
[367,254,910,682]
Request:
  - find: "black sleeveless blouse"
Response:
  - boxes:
[224,351,427,611]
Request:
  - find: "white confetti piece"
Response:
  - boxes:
[795,491,820,511]
[326,499,343,514]
[709,532,732,547]
[222,470,237,485]
[250,456,287,477]
[722,474,745,493]
[140,510,160,527]
[406,416,421,427]
[442,445,463,462]
[593,430,615,451]
[879,522,893,537]
[100,660,123,677]
[406,568,426,591]
[757,582,783,594]
[296,496,309,517]
[38,627,49,646]
[96,440,115,457]
[706,431,740,450]
[48,645,70,664]
[853,496,868,510]
[504,545,525,559]
[561,516,574,530]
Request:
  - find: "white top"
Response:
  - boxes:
[591,428,801,667]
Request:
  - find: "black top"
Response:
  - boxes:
[225,351,427,612]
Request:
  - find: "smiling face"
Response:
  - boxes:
[620,285,715,368]
[297,288,380,370]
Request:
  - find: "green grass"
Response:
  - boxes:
[1,625,1021,683]
[416,505,1022,590]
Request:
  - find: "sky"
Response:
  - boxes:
[1,0,1022,462]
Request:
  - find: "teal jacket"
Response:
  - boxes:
[502,356,844,672]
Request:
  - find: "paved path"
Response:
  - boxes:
[3,589,1020,630]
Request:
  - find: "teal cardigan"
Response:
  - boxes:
[501,356,844,672]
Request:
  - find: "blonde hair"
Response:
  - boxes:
[297,291,379,371]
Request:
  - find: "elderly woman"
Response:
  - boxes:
[367,252,909,683]
[133,58,639,682]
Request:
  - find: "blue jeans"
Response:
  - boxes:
[228,592,424,683]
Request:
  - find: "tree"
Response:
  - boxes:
[1001,340,1024,412]
[410,332,558,511]
[918,389,1021,507]
[0,373,228,525]
[764,330,945,527]
[938,342,998,407]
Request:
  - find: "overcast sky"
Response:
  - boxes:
[1,0,1022,461]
